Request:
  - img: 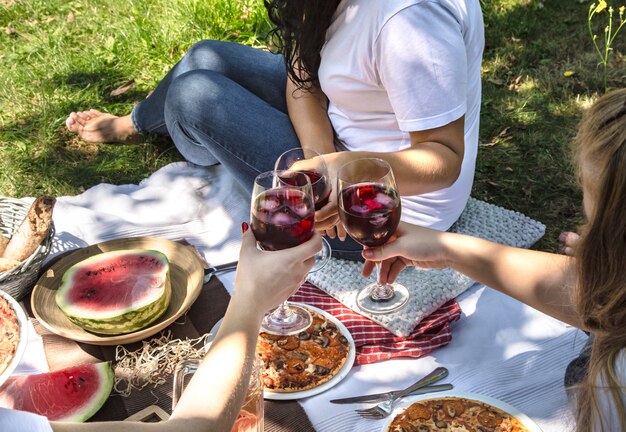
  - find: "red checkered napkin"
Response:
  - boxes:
[289,282,462,365]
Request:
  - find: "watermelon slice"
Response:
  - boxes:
[0,362,113,422]
[55,249,171,335]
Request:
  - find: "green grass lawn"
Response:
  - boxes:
[1,0,625,251]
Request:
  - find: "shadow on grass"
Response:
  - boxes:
[475,0,594,251]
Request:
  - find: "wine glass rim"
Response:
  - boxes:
[274,147,328,185]
[255,169,312,185]
[337,157,392,183]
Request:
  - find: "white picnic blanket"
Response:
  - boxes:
[16,162,584,431]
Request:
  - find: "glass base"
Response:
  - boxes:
[356,282,410,314]
[261,302,312,335]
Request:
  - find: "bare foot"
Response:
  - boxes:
[65,109,143,144]
[559,231,580,256]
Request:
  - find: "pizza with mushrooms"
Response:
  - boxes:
[387,396,529,432]
[256,309,351,392]
[0,294,20,377]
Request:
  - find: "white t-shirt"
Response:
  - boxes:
[595,349,626,430]
[319,0,484,230]
[0,408,52,432]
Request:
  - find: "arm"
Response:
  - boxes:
[322,116,465,197]
[286,77,335,155]
[51,229,322,432]
[362,223,582,329]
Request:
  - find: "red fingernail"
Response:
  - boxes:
[241,222,249,233]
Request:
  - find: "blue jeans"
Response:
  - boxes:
[132,40,363,261]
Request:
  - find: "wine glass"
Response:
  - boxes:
[275,147,332,270]
[251,170,316,334]
[337,158,410,314]
[275,147,332,211]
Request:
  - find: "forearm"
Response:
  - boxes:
[169,294,263,430]
[441,233,582,328]
[286,78,335,154]
[325,144,462,196]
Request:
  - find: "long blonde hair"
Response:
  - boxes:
[573,88,626,431]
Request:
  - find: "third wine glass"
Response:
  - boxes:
[337,158,410,314]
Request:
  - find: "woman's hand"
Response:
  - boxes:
[291,153,348,240]
[233,225,322,316]
[361,222,452,285]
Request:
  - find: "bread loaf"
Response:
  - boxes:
[0,233,8,257]
[0,257,20,272]
[2,196,55,263]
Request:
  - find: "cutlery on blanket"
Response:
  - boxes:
[355,367,449,419]
[203,260,239,283]
[329,383,453,404]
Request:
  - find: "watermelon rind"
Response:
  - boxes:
[0,362,114,422]
[55,249,171,335]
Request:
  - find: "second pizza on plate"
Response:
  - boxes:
[256,308,351,393]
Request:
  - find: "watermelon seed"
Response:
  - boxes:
[81,289,98,299]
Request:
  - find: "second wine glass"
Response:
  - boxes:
[275,147,332,270]
[251,170,315,335]
[337,158,410,314]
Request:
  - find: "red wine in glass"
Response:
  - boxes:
[251,170,321,335]
[337,158,409,315]
[280,169,330,211]
[339,183,400,247]
[251,188,315,251]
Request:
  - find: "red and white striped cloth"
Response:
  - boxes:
[289,282,462,365]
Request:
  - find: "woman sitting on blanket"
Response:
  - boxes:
[0,227,322,432]
[361,89,626,431]
[64,0,484,260]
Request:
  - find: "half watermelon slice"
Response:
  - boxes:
[55,249,171,335]
[0,362,114,422]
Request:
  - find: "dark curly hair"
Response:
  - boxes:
[265,0,340,91]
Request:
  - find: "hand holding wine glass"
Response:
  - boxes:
[250,170,322,334]
[337,158,410,314]
[275,147,336,257]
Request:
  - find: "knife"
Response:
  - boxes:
[203,260,239,283]
[329,383,453,404]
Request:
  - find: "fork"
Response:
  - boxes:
[355,367,449,419]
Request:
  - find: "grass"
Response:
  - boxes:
[1,0,625,251]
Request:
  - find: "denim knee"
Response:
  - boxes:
[183,40,235,73]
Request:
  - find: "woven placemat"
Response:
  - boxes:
[307,198,546,337]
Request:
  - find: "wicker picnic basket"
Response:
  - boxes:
[0,197,55,301]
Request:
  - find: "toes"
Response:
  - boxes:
[76,111,91,121]
[66,112,82,131]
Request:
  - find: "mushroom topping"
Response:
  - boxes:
[314,365,331,375]
[285,358,305,374]
[297,331,311,340]
[277,336,300,351]
[417,426,431,432]
[289,351,308,362]
[477,410,502,428]
[314,335,330,347]
[271,359,284,370]
[338,335,349,346]
[434,420,447,429]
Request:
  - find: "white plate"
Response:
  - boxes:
[381,391,543,432]
[0,290,28,388]
[208,302,356,401]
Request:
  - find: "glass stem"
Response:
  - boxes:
[370,262,395,301]
[271,301,293,321]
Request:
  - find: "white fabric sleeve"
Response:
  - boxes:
[375,2,467,132]
[594,350,626,431]
[0,408,53,432]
